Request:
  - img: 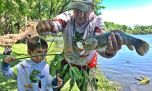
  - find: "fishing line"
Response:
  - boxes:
[15,53,61,60]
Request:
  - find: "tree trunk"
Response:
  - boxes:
[0,22,38,47]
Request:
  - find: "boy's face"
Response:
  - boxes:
[28,48,47,63]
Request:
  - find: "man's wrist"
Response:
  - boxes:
[105,50,116,57]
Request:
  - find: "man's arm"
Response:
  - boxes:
[36,11,71,36]
[94,16,122,58]
[36,19,55,35]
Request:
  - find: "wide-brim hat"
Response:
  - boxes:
[68,0,93,12]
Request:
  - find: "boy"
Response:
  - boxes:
[1,36,63,91]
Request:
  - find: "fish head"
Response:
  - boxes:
[83,38,98,50]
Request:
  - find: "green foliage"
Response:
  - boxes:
[0,0,152,35]
[97,74,121,91]
[0,0,4,14]
[0,0,105,35]
[60,66,121,91]
[133,25,152,34]
[104,21,152,34]
[94,0,105,15]
[49,53,64,76]
[104,21,129,32]
[0,43,120,91]
[0,73,17,91]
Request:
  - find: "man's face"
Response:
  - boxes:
[28,48,47,63]
[73,9,91,25]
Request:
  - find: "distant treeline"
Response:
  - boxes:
[0,0,151,35]
[104,21,152,34]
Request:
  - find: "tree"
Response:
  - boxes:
[94,0,105,15]
[0,0,105,36]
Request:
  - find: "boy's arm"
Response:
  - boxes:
[1,59,14,79]
[1,47,17,79]
[0,47,16,78]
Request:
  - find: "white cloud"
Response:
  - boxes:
[101,5,152,27]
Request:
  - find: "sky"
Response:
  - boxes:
[101,0,152,27]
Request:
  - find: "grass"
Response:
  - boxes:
[0,43,121,91]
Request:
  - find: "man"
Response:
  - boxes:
[36,0,123,90]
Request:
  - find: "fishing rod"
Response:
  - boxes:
[0,53,62,60]
[15,53,62,60]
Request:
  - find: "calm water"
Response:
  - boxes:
[98,34,152,91]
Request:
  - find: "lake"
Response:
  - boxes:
[98,34,152,91]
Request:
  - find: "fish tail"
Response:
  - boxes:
[132,39,149,56]
[112,30,149,56]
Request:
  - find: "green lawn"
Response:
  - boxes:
[0,43,121,91]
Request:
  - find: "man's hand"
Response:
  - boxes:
[106,32,123,55]
[36,20,52,36]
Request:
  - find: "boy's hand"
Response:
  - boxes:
[56,73,63,87]
[4,56,16,64]
[57,76,63,87]
[52,74,63,89]
[3,47,12,55]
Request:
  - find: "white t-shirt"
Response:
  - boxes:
[51,11,105,65]
[1,59,54,91]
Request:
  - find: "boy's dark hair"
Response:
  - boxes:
[27,36,48,51]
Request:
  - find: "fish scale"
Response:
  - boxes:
[83,30,149,56]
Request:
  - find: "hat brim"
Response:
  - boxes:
[68,2,92,12]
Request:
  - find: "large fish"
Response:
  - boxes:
[83,30,149,56]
